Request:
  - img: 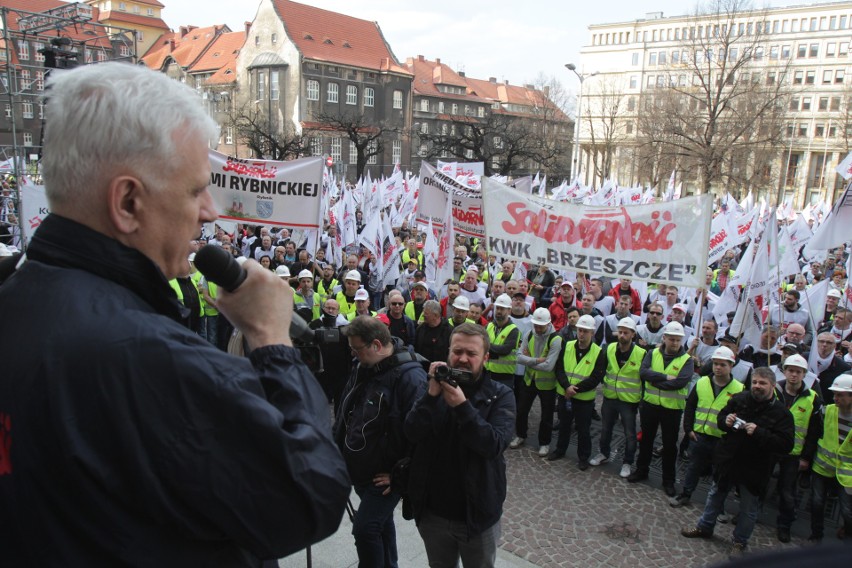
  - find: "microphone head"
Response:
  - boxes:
[194,245,246,292]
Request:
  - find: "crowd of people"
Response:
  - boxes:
[176,219,852,560]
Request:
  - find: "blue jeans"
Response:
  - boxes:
[417,512,499,568]
[352,484,401,568]
[697,477,762,545]
[598,398,638,465]
[200,315,217,345]
[810,472,852,539]
[681,434,718,497]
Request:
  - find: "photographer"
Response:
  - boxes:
[333,316,427,567]
[405,323,516,567]
[681,367,794,556]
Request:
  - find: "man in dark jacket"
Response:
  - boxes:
[405,323,515,567]
[414,300,452,363]
[0,63,350,566]
[681,367,794,556]
[335,316,427,568]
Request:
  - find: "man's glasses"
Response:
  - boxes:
[390,302,404,306]
[649,311,663,316]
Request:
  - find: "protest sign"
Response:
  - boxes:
[416,161,484,237]
[207,151,323,228]
[481,177,712,288]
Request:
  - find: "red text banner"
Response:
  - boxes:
[415,161,484,237]
[207,150,323,228]
[482,177,712,288]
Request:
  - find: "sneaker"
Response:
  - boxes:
[717,513,731,524]
[589,453,609,466]
[681,527,713,539]
[538,445,549,457]
[669,494,690,508]
[619,464,632,478]
[777,527,791,543]
[509,436,525,449]
[729,542,747,557]
[627,470,649,483]
[578,460,589,471]
[546,451,565,461]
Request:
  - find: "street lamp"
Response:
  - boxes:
[565,63,598,182]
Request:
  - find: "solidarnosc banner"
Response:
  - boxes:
[207,151,323,228]
[416,161,484,237]
[481,177,713,288]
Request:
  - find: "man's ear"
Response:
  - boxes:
[107,176,145,235]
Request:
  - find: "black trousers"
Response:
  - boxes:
[636,402,682,486]
[516,382,556,445]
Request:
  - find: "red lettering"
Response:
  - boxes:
[0,412,11,476]
[709,229,728,249]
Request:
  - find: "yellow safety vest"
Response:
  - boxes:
[203,280,219,317]
[603,343,646,403]
[693,376,744,438]
[523,332,559,391]
[347,310,376,321]
[643,349,690,410]
[404,301,426,324]
[484,322,519,375]
[812,404,852,487]
[294,290,320,321]
[335,291,357,317]
[786,389,816,457]
[559,341,602,400]
[449,317,475,327]
[316,278,339,306]
[401,249,424,268]
[168,277,203,316]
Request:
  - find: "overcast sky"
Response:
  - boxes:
[164,1,786,88]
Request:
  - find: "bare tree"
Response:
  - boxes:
[228,99,309,161]
[583,76,629,183]
[635,0,790,196]
[315,110,391,179]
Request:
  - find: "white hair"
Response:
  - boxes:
[42,62,219,208]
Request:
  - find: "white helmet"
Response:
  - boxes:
[663,321,685,337]
[494,293,512,309]
[576,314,597,330]
[616,317,637,332]
[783,354,809,371]
[344,270,362,282]
[711,346,736,364]
[275,265,291,279]
[828,374,852,393]
[452,296,471,311]
[298,269,313,280]
[531,308,551,326]
[354,288,370,301]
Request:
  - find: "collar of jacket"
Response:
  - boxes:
[24,214,187,322]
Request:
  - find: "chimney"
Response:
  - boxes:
[524,84,534,89]
[435,57,441,65]
[179,26,188,38]
[244,21,252,36]
[543,86,550,97]
[489,77,496,83]
[504,80,510,85]
[458,71,465,77]
[417,55,424,61]
[169,39,176,51]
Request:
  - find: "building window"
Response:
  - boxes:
[477,106,484,118]
[646,75,655,88]
[22,102,33,118]
[38,101,44,119]
[36,72,44,91]
[793,71,803,85]
[392,140,401,164]
[827,43,836,57]
[148,8,154,16]
[824,70,833,84]
[819,97,829,111]
[627,97,636,111]
[420,99,429,112]
[841,43,849,57]
[137,30,144,42]
[392,90,403,109]
[419,143,428,157]
[658,51,666,65]
[805,71,815,85]
[831,97,841,111]
[255,35,260,47]
[256,71,266,100]
[789,97,799,111]
[629,76,638,89]
[4,104,10,118]
[769,46,779,60]
[367,140,378,164]
[801,97,811,111]
[311,137,322,156]
[810,43,819,58]
[420,122,429,134]
[438,101,444,113]
[631,53,639,66]
[815,123,825,137]
[307,80,319,100]
[349,141,357,165]
[327,82,338,103]
[836,70,845,84]
[331,138,342,162]
[17,40,29,60]
[118,2,126,10]
[797,44,807,58]
[23,132,33,146]
[270,71,279,101]
[781,45,791,58]
[649,52,657,66]
[225,127,234,145]
[33,42,44,62]
[346,85,357,105]
[451,103,458,115]
[626,122,633,134]
[271,33,277,44]
[364,87,374,107]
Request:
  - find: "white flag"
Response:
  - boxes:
[434,192,455,288]
[805,181,852,252]
[423,219,439,288]
[835,151,852,180]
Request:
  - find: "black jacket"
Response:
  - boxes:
[405,375,515,536]
[333,340,427,485]
[816,356,852,405]
[713,390,795,497]
[0,214,350,566]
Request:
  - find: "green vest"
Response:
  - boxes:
[401,249,423,268]
[168,277,203,317]
[523,332,559,391]
[603,343,646,403]
[347,309,376,321]
[168,279,183,302]
[404,301,426,324]
[694,376,744,437]
[813,404,852,487]
[449,317,475,327]
[484,322,519,375]
[294,290,320,320]
[643,349,690,410]
[787,389,816,456]
[559,341,602,400]
[203,280,219,317]
[316,278,338,306]
[335,291,357,317]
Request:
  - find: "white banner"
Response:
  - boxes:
[481,178,713,288]
[416,161,484,237]
[20,180,49,245]
[707,213,735,265]
[207,151,323,229]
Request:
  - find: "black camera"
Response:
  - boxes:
[434,365,474,387]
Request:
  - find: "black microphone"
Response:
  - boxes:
[194,245,315,343]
